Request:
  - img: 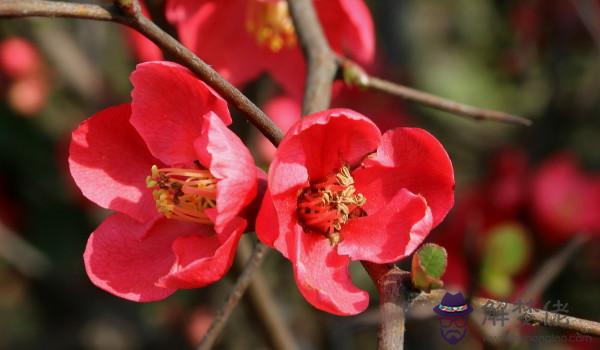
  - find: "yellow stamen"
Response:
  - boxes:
[146,165,217,224]
[246,0,296,52]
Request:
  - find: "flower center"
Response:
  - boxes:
[245,0,296,52]
[146,164,217,224]
[297,166,366,245]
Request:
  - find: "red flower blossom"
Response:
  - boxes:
[532,154,600,243]
[69,61,258,301]
[256,109,454,315]
[165,0,374,97]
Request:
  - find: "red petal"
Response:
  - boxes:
[275,108,381,187]
[157,217,246,289]
[256,190,279,247]
[354,128,454,228]
[130,61,232,165]
[338,0,375,64]
[84,214,189,302]
[317,0,375,65]
[292,232,369,315]
[194,112,257,232]
[69,104,160,223]
[337,189,433,263]
[256,189,295,259]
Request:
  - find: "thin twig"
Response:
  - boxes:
[287,0,337,114]
[197,243,271,350]
[339,58,532,126]
[235,237,298,350]
[413,289,600,337]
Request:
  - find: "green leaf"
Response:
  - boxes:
[418,243,448,278]
[411,243,448,292]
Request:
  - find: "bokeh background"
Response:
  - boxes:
[1,0,599,349]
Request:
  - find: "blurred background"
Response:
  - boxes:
[1,0,599,349]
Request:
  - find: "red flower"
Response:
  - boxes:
[165,0,374,97]
[256,109,454,315]
[69,61,258,301]
[532,154,600,243]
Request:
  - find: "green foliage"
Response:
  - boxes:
[411,243,447,292]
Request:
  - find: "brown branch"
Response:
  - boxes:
[339,58,533,126]
[0,0,123,22]
[234,238,298,350]
[197,242,270,350]
[287,0,337,114]
[363,263,412,350]
[413,289,600,337]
